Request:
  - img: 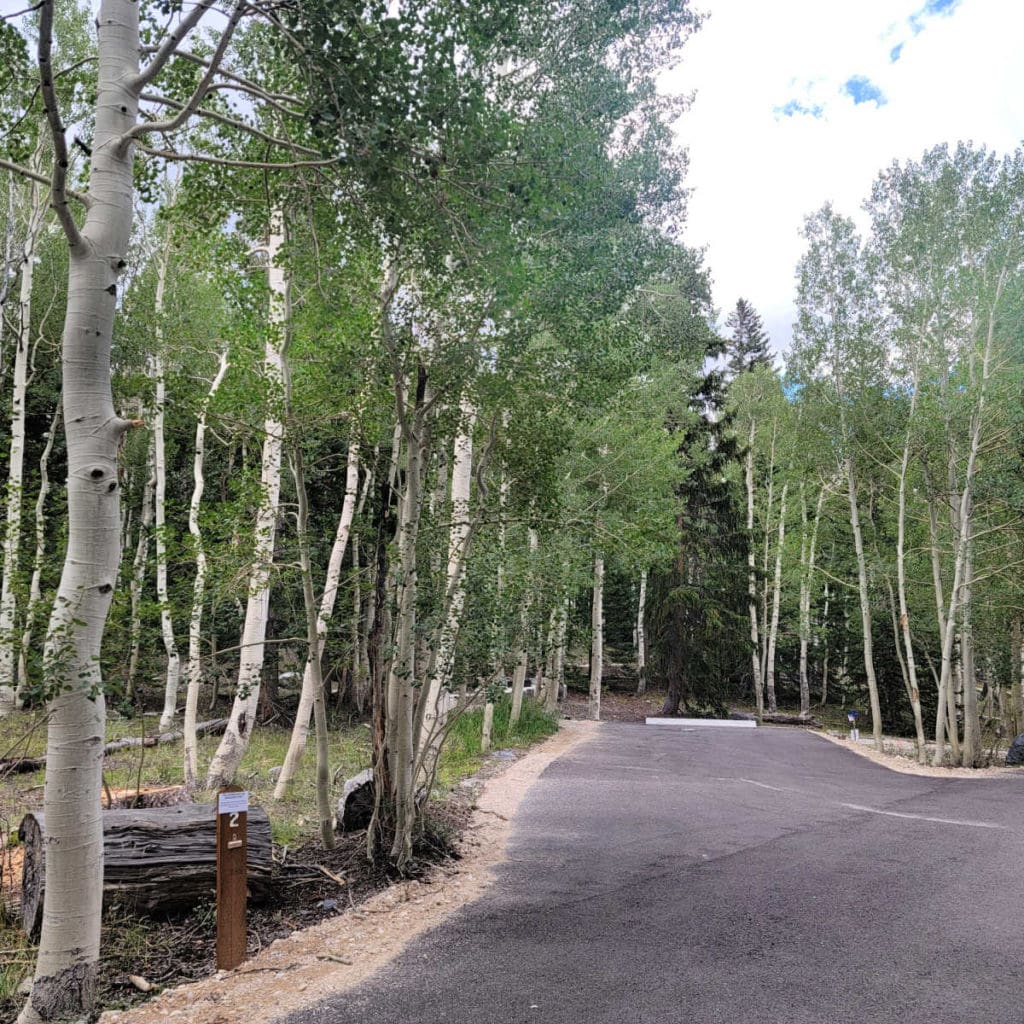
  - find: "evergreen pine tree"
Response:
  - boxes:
[724,298,772,376]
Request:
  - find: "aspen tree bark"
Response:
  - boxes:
[416,399,475,762]
[0,176,46,708]
[154,243,181,732]
[745,422,764,721]
[635,569,647,696]
[895,375,927,762]
[931,266,1006,767]
[759,421,777,689]
[351,454,375,713]
[818,579,830,705]
[17,404,60,697]
[798,485,826,719]
[206,214,288,790]
[764,482,788,715]
[589,553,604,720]
[481,700,494,751]
[1011,616,1023,737]
[274,442,360,799]
[290,431,335,849]
[959,533,981,766]
[510,527,539,727]
[183,351,228,793]
[845,458,883,748]
[17,1,172,1015]
[125,445,155,698]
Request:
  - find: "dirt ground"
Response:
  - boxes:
[96,720,599,1024]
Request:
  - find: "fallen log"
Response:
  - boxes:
[18,801,272,937]
[762,712,823,728]
[0,718,228,775]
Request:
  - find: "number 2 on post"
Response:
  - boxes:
[229,811,239,829]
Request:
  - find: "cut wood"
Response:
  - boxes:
[762,712,823,728]
[17,801,272,937]
[0,718,228,775]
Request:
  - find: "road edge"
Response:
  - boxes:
[97,719,601,1024]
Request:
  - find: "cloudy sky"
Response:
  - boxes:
[664,0,1024,355]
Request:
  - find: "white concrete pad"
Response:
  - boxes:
[645,717,757,728]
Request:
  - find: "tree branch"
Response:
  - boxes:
[37,0,83,249]
[139,92,320,155]
[147,47,303,107]
[136,143,342,172]
[132,0,217,92]
[124,0,249,146]
[0,157,89,206]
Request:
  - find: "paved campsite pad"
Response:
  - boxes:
[283,725,1024,1024]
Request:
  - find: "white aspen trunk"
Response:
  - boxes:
[846,459,883,749]
[481,700,494,752]
[759,421,777,690]
[0,178,46,707]
[154,242,181,732]
[960,531,980,766]
[17,404,60,697]
[547,592,569,714]
[589,553,604,721]
[183,350,228,794]
[386,375,428,868]
[206,214,287,790]
[290,428,335,849]
[765,482,788,715]
[20,2,144,1015]
[798,485,826,719]
[896,382,927,763]
[745,422,764,721]
[818,579,831,705]
[416,400,475,764]
[509,526,538,727]
[635,569,648,696]
[273,442,361,799]
[1010,616,1024,737]
[126,445,155,699]
[351,455,375,713]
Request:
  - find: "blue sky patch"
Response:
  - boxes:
[843,76,887,106]
[889,42,904,62]
[775,99,824,119]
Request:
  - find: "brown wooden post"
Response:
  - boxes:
[216,785,248,971]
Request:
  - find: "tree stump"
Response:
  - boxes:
[17,802,272,937]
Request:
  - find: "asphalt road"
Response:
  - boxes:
[285,725,1024,1024]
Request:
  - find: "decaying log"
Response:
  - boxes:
[762,711,823,728]
[0,717,229,775]
[18,801,272,936]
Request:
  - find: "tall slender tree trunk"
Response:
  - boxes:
[17,403,60,697]
[635,569,647,696]
[183,350,228,793]
[274,441,361,799]
[818,579,831,706]
[206,214,287,790]
[893,398,927,761]
[845,458,883,748]
[0,175,46,708]
[20,3,145,1016]
[154,241,181,731]
[125,445,155,699]
[798,485,826,719]
[416,400,475,761]
[510,527,538,727]
[289,429,335,849]
[589,553,604,720]
[765,482,788,715]
[1010,616,1023,738]
[960,532,981,766]
[745,422,764,721]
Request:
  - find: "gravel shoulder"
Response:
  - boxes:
[98,720,599,1024]
[812,729,1024,778]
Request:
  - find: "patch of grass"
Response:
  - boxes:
[437,697,558,788]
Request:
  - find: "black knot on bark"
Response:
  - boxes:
[107,481,117,493]
[89,468,104,479]
[106,284,116,296]
[98,583,112,594]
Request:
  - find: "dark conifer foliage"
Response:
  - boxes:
[724,297,772,376]
[648,369,749,714]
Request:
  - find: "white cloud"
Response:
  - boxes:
[664,0,1024,354]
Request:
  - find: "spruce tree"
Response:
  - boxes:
[724,297,772,376]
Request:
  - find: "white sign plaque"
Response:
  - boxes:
[218,790,249,815]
